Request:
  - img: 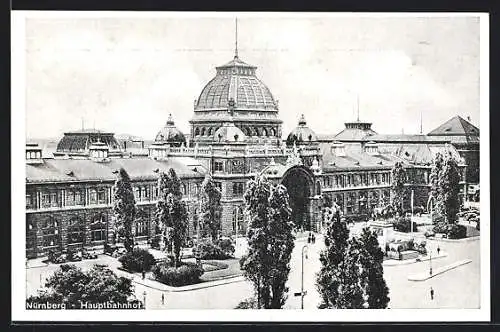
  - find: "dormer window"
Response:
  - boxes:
[364,142,379,155]
[330,142,346,157]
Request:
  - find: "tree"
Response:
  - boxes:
[439,155,462,223]
[200,175,222,242]
[240,176,295,309]
[27,264,139,309]
[334,237,365,309]
[358,227,390,308]
[429,152,445,218]
[391,162,407,215]
[156,168,188,267]
[316,211,350,308]
[113,168,136,253]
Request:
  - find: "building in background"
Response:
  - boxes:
[25,48,475,258]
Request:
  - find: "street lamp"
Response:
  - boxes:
[143,290,147,309]
[429,250,433,276]
[300,245,308,309]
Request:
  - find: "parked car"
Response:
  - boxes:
[82,249,98,259]
[48,249,67,264]
[65,249,82,262]
[424,230,435,238]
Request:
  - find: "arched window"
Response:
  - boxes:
[67,216,84,244]
[42,217,59,247]
[262,128,268,137]
[90,213,106,242]
[181,183,187,195]
[195,128,200,136]
[270,128,276,137]
[208,127,213,136]
[254,127,260,136]
[232,206,244,234]
[201,127,206,136]
[316,181,321,196]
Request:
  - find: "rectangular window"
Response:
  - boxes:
[26,193,34,209]
[89,189,97,205]
[233,182,244,196]
[97,188,107,205]
[75,190,84,206]
[50,192,58,207]
[214,161,224,172]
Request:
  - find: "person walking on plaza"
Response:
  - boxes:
[437,246,441,256]
[161,293,165,306]
[142,270,146,280]
[312,233,316,244]
[430,287,434,300]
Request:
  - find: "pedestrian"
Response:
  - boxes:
[161,293,165,305]
[437,246,441,255]
[312,234,316,244]
[308,232,311,244]
[142,270,146,280]
[430,287,434,300]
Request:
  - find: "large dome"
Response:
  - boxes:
[155,114,186,146]
[286,114,318,146]
[195,56,278,111]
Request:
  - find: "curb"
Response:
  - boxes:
[132,275,245,292]
[383,252,448,267]
[407,259,472,281]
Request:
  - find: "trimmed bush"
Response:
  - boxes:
[432,222,467,239]
[447,224,467,239]
[118,248,156,272]
[235,297,258,309]
[432,222,449,234]
[152,262,204,286]
[393,217,418,233]
[195,239,234,260]
[432,214,445,224]
[217,238,235,257]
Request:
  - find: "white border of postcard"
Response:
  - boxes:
[11,10,490,322]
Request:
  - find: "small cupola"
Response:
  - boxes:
[364,141,379,155]
[89,139,109,162]
[26,143,43,164]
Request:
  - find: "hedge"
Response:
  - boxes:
[118,248,156,272]
[195,239,235,260]
[432,222,467,239]
[152,262,204,287]
[393,217,418,233]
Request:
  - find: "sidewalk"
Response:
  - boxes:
[383,251,448,267]
[127,272,245,292]
[407,259,472,281]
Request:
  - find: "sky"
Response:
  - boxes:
[22,14,481,140]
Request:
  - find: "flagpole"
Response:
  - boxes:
[411,189,414,233]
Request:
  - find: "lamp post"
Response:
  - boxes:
[301,245,308,309]
[143,290,147,309]
[429,250,433,276]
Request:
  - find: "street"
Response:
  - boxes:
[26,228,480,310]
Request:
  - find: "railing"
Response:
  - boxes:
[149,145,320,158]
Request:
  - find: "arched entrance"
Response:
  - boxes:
[281,166,314,231]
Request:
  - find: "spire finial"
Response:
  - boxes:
[166,113,174,125]
[356,94,360,122]
[420,111,423,134]
[234,18,238,59]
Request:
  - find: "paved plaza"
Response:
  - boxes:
[26,227,480,310]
